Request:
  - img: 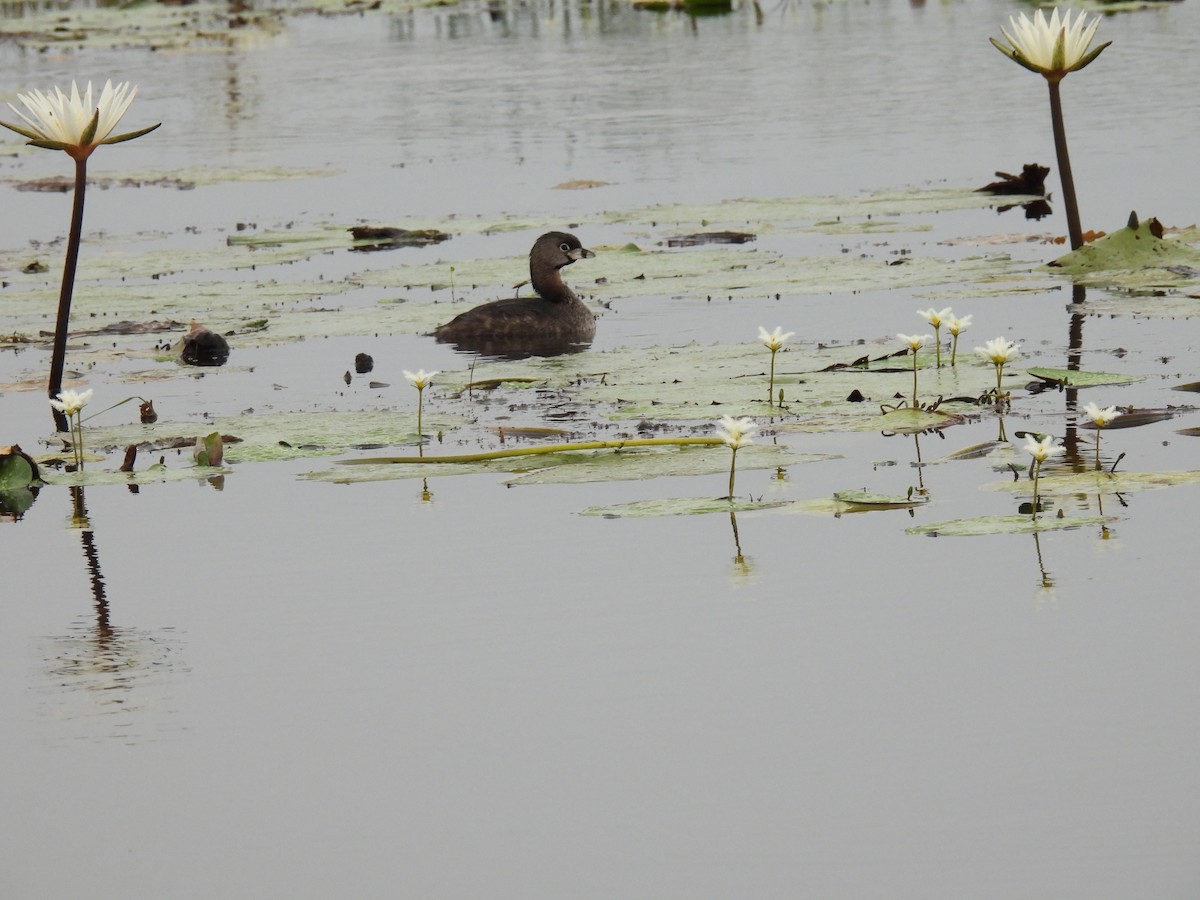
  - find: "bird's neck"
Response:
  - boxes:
[532,266,571,303]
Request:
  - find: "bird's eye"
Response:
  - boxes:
[559,242,571,252]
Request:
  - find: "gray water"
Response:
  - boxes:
[3,1,1200,897]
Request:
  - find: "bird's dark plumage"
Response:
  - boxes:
[433,231,596,357]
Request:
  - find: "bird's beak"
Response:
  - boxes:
[568,247,595,261]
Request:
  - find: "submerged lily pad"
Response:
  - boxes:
[906,514,1112,537]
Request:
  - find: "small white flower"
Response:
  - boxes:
[946,314,972,336]
[49,388,93,416]
[1,80,159,158]
[975,337,1020,365]
[715,415,757,450]
[403,369,439,390]
[1082,402,1121,428]
[897,333,931,352]
[991,8,1110,81]
[1023,433,1065,464]
[917,307,953,328]
[757,325,795,352]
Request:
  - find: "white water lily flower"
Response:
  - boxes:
[975,337,1020,365]
[757,325,794,352]
[946,314,972,336]
[1,80,159,159]
[403,369,439,389]
[897,333,931,352]
[1023,433,1065,464]
[991,8,1110,82]
[1083,402,1121,428]
[48,388,93,416]
[715,415,757,450]
[917,307,953,328]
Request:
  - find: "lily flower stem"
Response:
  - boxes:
[933,326,942,369]
[1031,459,1042,521]
[1095,430,1102,471]
[416,386,425,455]
[72,411,85,469]
[994,362,1004,397]
[728,446,738,499]
[951,334,959,368]
[768,348,777,406]
[49,157,88,433]
[911,350,919,408]
[1047,79,1084,252]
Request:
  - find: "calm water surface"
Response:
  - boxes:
[2,1,1200,897]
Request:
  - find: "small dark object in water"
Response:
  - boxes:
[433,231,596,359]
[178,321,230,366]
[666,231,756,248]
[343,370,352,385]
[119,444,137,473]
[349,226,451,252]
[355,352,374,374]
[977,163,1050,196]
[139,399,158,423]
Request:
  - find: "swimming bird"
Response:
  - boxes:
[433,231,596,357]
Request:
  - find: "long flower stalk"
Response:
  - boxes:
[340,436,725,466]
[1,80,159,431]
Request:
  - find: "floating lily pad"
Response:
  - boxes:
[832,489,928,509]
[579,496,794,518]
[1026,367,1143,388]
[987,469,1200,496]
[1046,222,1200,291]
[907,514,1112,537]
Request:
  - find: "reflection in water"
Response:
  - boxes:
[36,488,186,745]
[727,509,754,585]
[1031,530,1054,594]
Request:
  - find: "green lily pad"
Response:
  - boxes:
[1046,221,1200,291]
[907,514,1112,537]
[0,445,39,487]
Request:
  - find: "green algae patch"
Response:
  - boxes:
[906,514,1112,537]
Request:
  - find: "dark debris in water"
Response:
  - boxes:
[665,231,756,248]
[348,226,451,252]
[977,163,1049,196]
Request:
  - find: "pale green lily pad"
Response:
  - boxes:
[878,406,965,433]
[987,469,1200,497]
[307,442,835,486]
[906,514,1112,537]
[579,496,794,518]
[832,489,928,509]
[1026,367,1143,388]
[83,409,461,464]
[40,464,231,487]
